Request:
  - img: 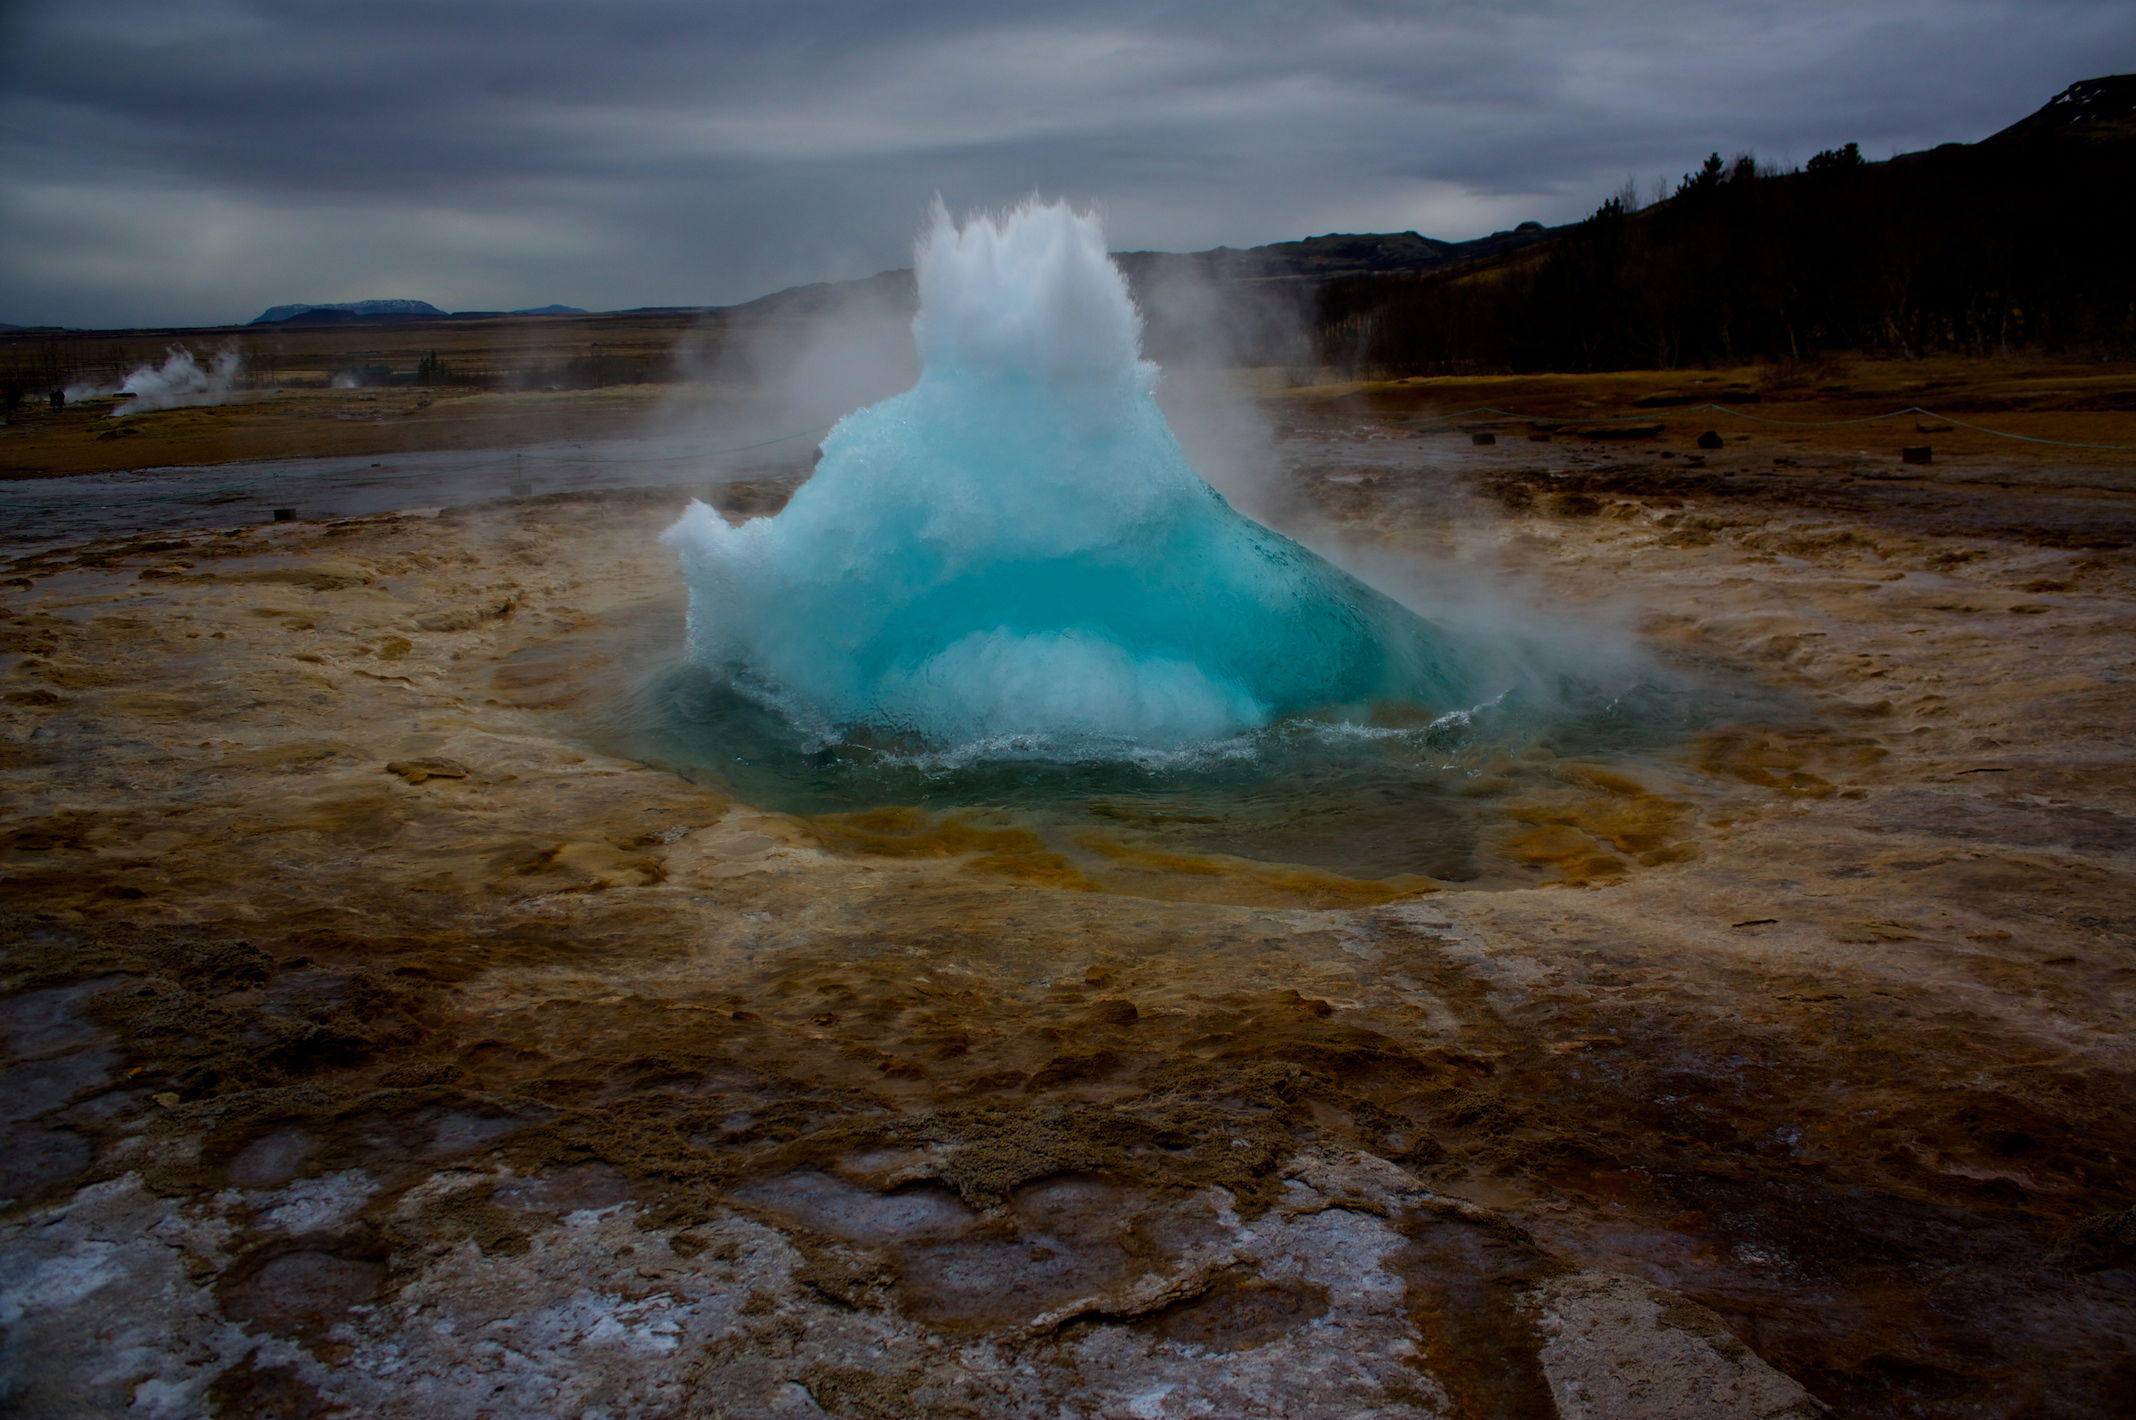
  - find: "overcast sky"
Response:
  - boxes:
[1,0,2129,329]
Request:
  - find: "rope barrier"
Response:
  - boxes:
[1430,403,2136,450]
[1897,409,2136,451]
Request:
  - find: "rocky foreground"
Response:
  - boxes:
[2,410,2132,1417]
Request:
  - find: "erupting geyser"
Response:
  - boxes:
[663,199,1476,753]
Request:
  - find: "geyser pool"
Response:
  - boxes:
[662,199,1479,754]
[631,198,1743,886]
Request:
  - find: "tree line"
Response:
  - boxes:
[1308,134,2136,374]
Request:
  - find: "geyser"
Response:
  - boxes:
[662,199,1476,753]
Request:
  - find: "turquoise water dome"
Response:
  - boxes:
[663,199,1479,754]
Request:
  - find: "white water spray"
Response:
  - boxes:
[663,199,1477,752]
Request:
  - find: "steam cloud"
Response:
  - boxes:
[115,345,243,415]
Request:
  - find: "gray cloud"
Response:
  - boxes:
[1,0,2128,327]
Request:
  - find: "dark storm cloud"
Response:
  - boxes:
[2,0,2129,327]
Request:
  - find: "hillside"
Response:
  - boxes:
[1311,75,2136,373]
[683,72,2136,376]
[1985,72,2136,144]
[1112,221,1556,283]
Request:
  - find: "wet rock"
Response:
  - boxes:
[735,1169,976,1244]
[425,1110,524,1156]
[0,1126,92,1203]
[493,1162,634,1216]
[0,980,113,1058]
[215,560,374,591]
[254,1171,382,1234]
[1536,1273,1827,1418]
[219,1244,387,1341]
[384,757,469,783]
[225,1126,320,1187]
[532,840,664,888]
[413,596,515,632]
[1143,1274,1330,1351]
[0,1047,116,1124]
[204,1352,331,1420]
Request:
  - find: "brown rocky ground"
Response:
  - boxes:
[2,374,2133,1417]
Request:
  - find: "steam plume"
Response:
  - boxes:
[115,345,243,415]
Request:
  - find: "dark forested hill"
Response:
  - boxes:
[1311,75,2136,374]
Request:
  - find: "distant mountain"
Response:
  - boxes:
[249,299,446,325]
[244,299,586,325]
[1113,222,1555,284]
[721,221,1561,325]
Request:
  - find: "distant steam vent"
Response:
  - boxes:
[113,346,244,414]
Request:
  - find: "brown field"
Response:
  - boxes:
[0,384,683,478]
[3,308,713,391]
[3,350,2135,1417]
[6,311,2134,482]
[0,311,738,480]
